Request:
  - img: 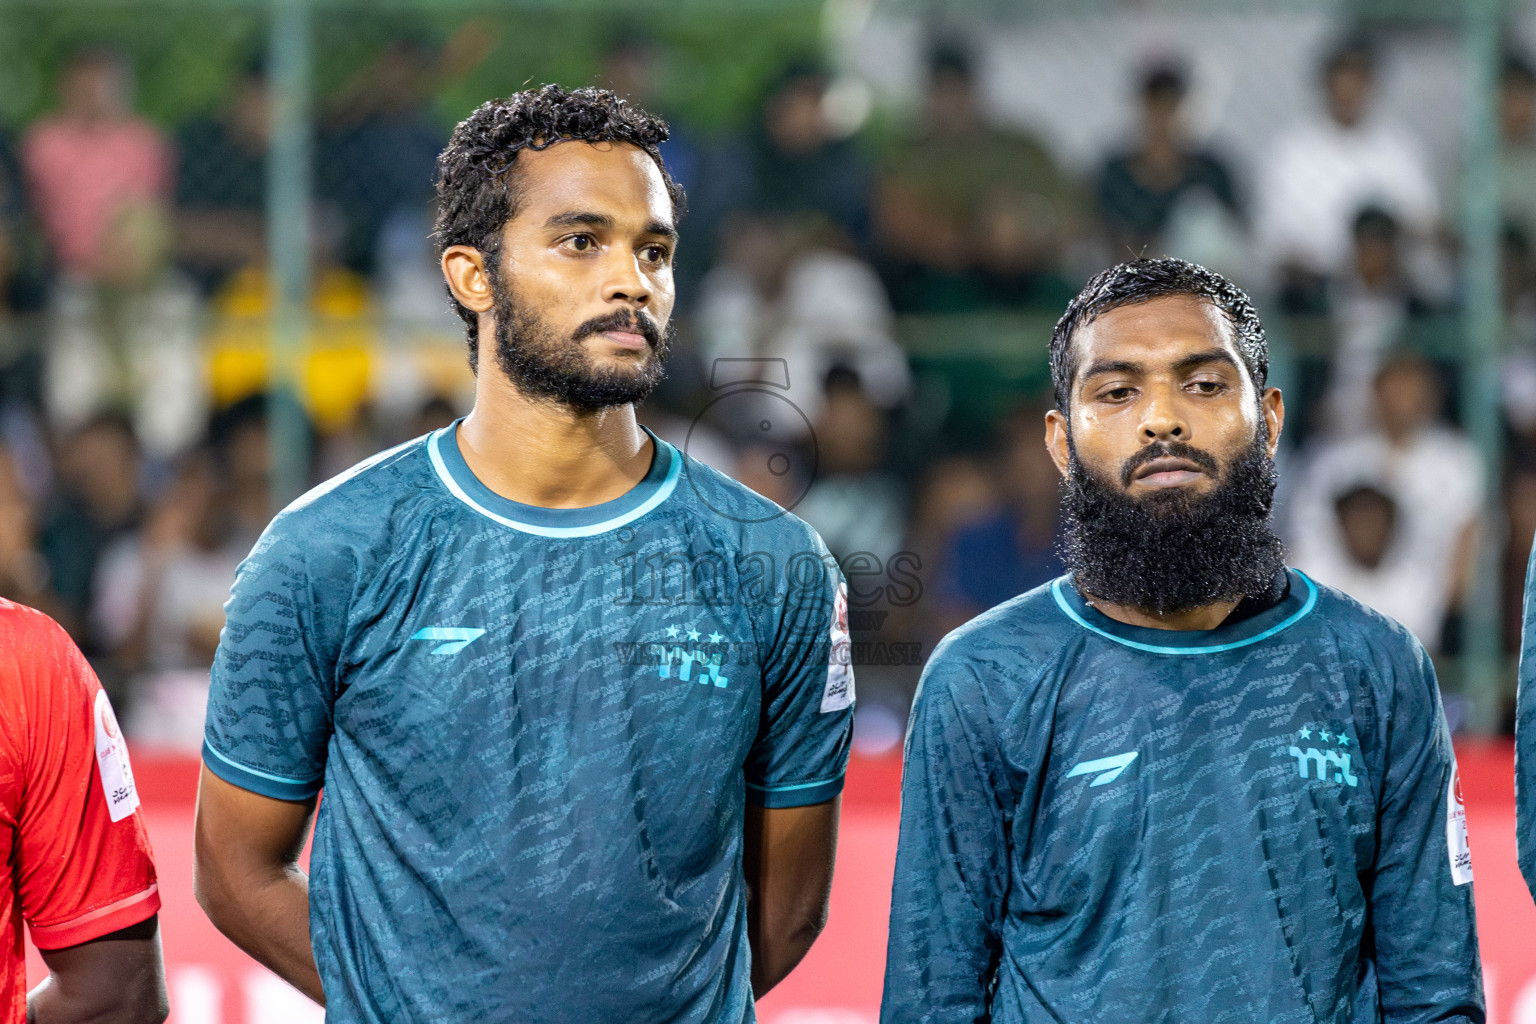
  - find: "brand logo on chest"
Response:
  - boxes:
[1286,725,1358,787]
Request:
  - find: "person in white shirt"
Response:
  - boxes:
[1288,354,1482,653]
[1255,37,1440,295]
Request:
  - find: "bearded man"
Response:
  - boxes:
[192,86,853,1022]
[881,258,1483,1023]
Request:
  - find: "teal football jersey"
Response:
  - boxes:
[883,571,1481,1024]
[203,423,854,1023]
[1517,544,1536,902]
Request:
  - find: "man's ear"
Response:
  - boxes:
[1044,408,1071,479]
[442,245,495,314]
[1261,387,1285,458]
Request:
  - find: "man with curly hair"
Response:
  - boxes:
[193,86,853,1022]
[882,257,1483,1023]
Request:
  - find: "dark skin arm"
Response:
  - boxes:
[743,797,840,998]
[28,916,168,1024]
[192,767,324,1004]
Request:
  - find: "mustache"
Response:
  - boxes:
[571,309,663,348]
[1119,440,1220,488]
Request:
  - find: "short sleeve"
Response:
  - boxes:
[203,513,345,801]
[14,613,159,950]
[1368,638,1484,1023]
[882,649,1009,1023]
[743,547,854,808]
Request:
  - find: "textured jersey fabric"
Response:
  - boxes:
[0,600,160,1022]
[883,570,1482,1024]
[1517,543,1536,900]
[203,423,853,1024]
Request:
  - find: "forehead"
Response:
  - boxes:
[507,140,672,228]
[1072,293,1246,379]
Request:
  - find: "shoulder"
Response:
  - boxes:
[0,598,73,659]
[248,434,438,576]
[672,449,829,558]
[921,580,1073,692]
[1302,573,1432,679]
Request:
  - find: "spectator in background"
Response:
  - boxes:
[694,212,909,433]
[935,405,1062,624]
[1289,354,1480,653]
[874,42,1079,312]
[26,48,202,456]
[174,61,268,293]
[36,414,143,646]
[1320,205,1442,435]
[22,47,171,283]
[695,60,871,264]
[1500,53,1536,245]
[0,442,57,618]
[95,448,244,749]
[1096,62,1243,266]
[320,26,495,277]
[795,365,907,564]
[1254,36,1439,310]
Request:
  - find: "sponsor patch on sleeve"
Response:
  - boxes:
[821,581,855,713]
[1447,762,1473,886]
[94,690,140,823]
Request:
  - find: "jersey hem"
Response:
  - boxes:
[745,774,845,808]
[29,883,161,950]
[203,740,322,801]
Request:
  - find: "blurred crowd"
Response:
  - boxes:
[0,25,1532,747]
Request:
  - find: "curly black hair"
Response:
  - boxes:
[433,84,687,364]
[1049,257,1268,413]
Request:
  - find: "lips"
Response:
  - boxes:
[1133,456,1205,482]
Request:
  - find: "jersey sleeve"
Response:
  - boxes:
[203,512,346,801]
[1517,543,1536,900]
[742,548,854,808]
[882,647,1008,1024]
[14,613,159,949]
[1369,638,1484,1023]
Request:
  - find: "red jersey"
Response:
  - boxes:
[0,599,159,1019]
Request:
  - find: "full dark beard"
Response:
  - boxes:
[1058,432,1286,616]
[491,281,671,413]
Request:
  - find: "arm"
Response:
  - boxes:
[193,767,324,1004]
[1369,642,1484,1023]
[28,917,167,1024]
[1516,544,1536,898]
[882,657,1008,1024]
[743,797,839,998]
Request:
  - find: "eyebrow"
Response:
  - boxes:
[1079,348,1241,384]
[542,210,679,242]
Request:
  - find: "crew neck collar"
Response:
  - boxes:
[1051,568,1317,655]
[427,418,680,537]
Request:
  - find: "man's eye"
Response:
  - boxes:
[1101,387,1134,401]
[641,245,671,264]
[565,235,595,252]
[1192,381,1225,394]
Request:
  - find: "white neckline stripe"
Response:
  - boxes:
[427,430,682,537]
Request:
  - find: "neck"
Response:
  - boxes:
[457,370,652,509]
[1082,592,1242,631]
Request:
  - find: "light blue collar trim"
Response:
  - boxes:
[427,423,680,538]
[1050,571,1318,655]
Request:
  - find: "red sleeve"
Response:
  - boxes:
[11,608,159,950]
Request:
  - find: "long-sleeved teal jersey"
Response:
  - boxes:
[1517,544,1536,900]
[202,422,854,1023]
[883,570,1482,1024]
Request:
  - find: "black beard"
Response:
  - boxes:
[1058,432,1286,616]
[491,279,671,413]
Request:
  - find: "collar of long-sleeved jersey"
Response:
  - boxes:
[1050,568,1317,655]
[427,419,681,537]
